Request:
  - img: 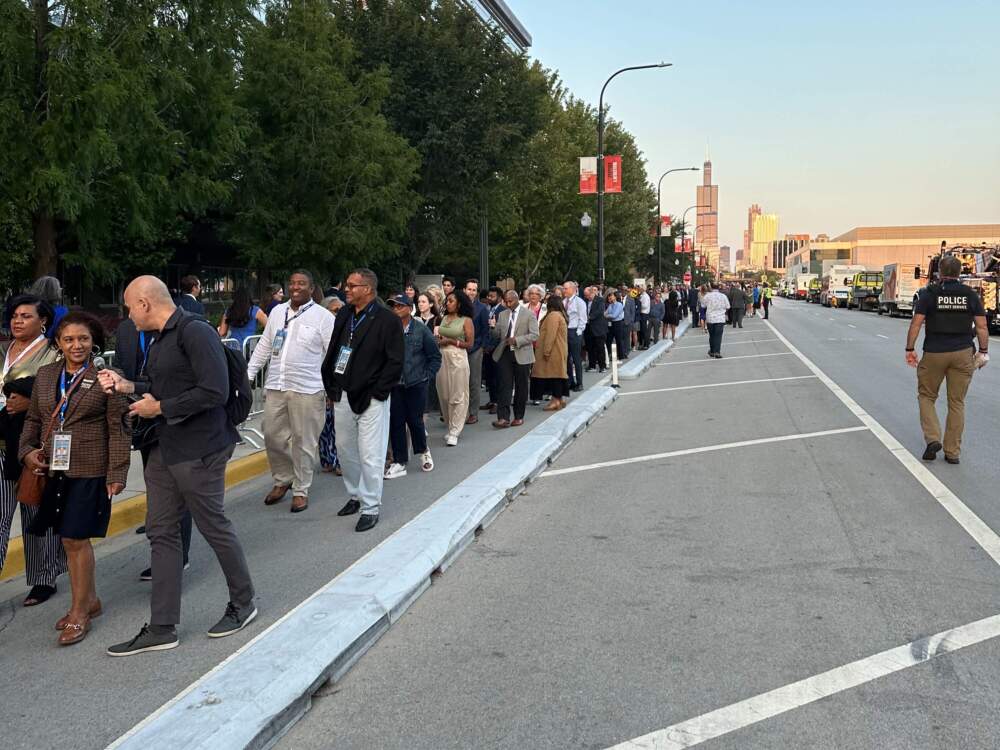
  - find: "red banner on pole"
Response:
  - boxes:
[661,214,671,234]
[604,155,622,193]
[579,157,597,194]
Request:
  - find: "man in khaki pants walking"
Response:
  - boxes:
[905,254,989,464]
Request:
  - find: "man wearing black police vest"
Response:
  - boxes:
[906,255,989,464]
[322,269,403,532]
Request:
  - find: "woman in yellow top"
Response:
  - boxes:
[0,294,65,607]
[435,292,475,446]
[532,295,570,411]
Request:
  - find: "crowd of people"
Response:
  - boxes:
[0,269,702,654]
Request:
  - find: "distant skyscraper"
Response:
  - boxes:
[720,245,732,271]
[745,204,761,257]
[696,159,719,260]
[750,214,779,268]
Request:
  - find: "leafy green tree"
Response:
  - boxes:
[334,0,551,282]
[0,0,253,282]
[230,0,419,282]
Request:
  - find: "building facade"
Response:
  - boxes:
[750,213,779,269]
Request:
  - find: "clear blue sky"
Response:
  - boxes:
[516,0,1000,249]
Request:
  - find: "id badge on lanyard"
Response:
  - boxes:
[51,431,72,471]
[334,345,352,374]
[271,329,287,359]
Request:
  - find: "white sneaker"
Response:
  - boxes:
[420,451,434,472]
[445,435,458,447]
[384,463,407,480]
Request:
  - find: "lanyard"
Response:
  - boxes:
[59,365,89,427]
[284,302,314,330]
[2,335,46,378]
[349,303,375,344]
[138,331,154,375]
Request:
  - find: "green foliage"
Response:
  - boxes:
[230,0,419,281]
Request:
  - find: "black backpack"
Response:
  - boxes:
[177,315,253,426]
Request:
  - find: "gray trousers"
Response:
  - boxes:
[145,444,254,626]
[467,347,484,417]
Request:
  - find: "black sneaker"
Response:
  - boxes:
[107,624,179,656]
[922,441,942,461]
[140,561,190,581]
[207,602,258,638]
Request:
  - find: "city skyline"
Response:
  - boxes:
[517,1,1000,250]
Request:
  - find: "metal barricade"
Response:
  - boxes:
[238,334,266,449]
[221,337,241,351]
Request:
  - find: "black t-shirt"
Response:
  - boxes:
[913,280,985,353]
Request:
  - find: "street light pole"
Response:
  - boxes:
[656,166,699,283]
[597,62,671,288]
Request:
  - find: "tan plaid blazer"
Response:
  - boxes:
[19,361,131,485]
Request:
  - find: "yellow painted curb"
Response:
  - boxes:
[0,451,270,583]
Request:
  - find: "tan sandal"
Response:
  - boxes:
[58,614,91,646]
[56,600,102,630]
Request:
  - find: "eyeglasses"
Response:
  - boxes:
[344,283,370,290]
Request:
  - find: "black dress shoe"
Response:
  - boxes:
[945,455,960,465]
[922,441,942,461]
[337,499,360,516]
[571,385,584,392]
[355,513,379,532]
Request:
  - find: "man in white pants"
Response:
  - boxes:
[322,269,404,532]
[247,270,334,513]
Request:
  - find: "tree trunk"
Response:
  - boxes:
[32,0,57,278]
[33,211,58,277]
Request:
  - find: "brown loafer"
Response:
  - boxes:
[264,484,291,505]
[465,415,478,425]
[510,418,524,427]
[56,600,102,631]
[58,614,91,646]
[480,403,495,411]
[290,495,309,513]
[492,419,510,429]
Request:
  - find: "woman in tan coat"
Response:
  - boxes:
[532,295,569,411]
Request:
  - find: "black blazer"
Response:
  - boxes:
[586,296,606,337]
[177,295,205,315]
[322,301,404,414]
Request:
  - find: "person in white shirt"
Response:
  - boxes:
[638,288,652,349]
[247,270,335,513]
[561,281,587,391]
[702,283,731,359]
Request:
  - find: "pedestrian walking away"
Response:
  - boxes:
[491,290,539,428]
[703,283,731,358]
[905,254,989,464]
[729,284,747,328]
[247,270,334,513]
[322,269,404,531]
[384,295,441,479]
[99,276,257,657]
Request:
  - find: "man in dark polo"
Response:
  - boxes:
[99,276,256,656]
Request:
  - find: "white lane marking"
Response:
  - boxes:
[620,375,818,397]
[877,334,889,339]
[655,352,794,366]
[672,338,778,350]
[848,324,857,329]
[764,320,1000,565]
[541,426,868,477]
[608,612,1000,749]
[828,317,835,321]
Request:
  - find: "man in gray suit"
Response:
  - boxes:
[491,289,539,428]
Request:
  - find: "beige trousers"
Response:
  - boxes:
[436,346,470,439]
[264,389,327,496]
[917,349,975,458]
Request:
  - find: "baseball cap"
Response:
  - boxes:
[386,294,411,307]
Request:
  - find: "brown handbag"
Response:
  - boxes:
[16,365,90,506]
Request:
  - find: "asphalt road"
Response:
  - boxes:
[0,362,611,750]
[279,303,1000,749]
